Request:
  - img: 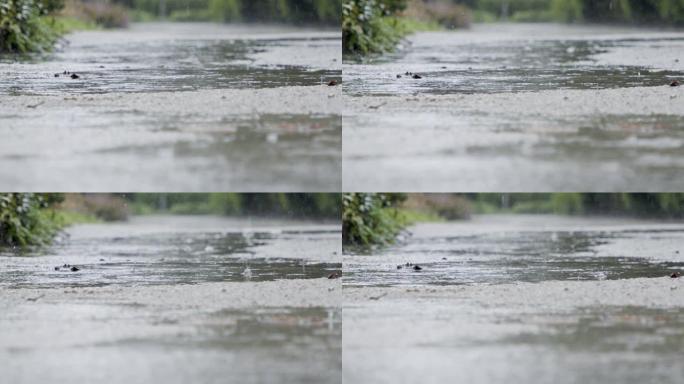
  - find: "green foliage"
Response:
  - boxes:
[657,0,684,23]
[208,0,240,20]
[120,0,340,24]
[52,16,98,33]
[509,9,553,21]
[342,193,407,247]
[54,210,101,225]
[397,208,444,223]
[343,0,409,55]
[476,0,550,18]
[0,193,64,248]
[550,193,584,215]
[0,0,63,53]
[471,8,496,21]
[550,0,584,22]
[469,193,684,218]
[127,193,340,219]
[471,0,684,24]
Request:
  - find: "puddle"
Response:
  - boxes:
[344,299,684,384]
[0,216,341,288]
[343,113,684,191]
[98,306,341,350]
[344,24,684,96]
[0,113,342,191]
[344,213,684,384]
[503,306,684,354]
[173,307,341,349]
[343,215,684,287]
[0,23,341,191]
[0,24,340,95]
[342,24,684,192]
[0,303,341,384]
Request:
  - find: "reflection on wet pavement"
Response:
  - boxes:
[192,307,341,349]
[0,113,341,191]
[344,294,684,384]
[504,306,684,354]
[344,112,684,192]
[101,306,341,352]
[344,215,684,287]
[0,214,342,384]
[344,216,684,383]
[0,302,341,384]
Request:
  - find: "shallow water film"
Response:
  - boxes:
[343,23,684,191]
[0,215,342,384]
[0,23,342,191]
[343,215,684,384]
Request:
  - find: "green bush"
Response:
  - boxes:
[342,193,407,247]
[343,0,408,54]
[0,193,63,248]
[0,0,63,53]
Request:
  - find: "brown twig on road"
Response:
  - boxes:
[368,293,388,301]
[26,101,45,109]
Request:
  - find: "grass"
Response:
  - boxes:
[129,9,156,22]
[396,17,442,32]
[510,10,555,22]
[54,210,101,226]
[52,16,98,33]
[471,200,555,215]
[396,208,444,224]
[472,10,497,22]
[129,202,156,216]
[168,9,215,22]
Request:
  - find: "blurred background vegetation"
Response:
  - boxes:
[120,0,341,24]
[125,193,340,218]
[2,0,340,53]
[343,193,684,247]
[0,193,340,248]
[343,0,684,54]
